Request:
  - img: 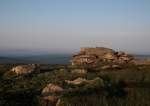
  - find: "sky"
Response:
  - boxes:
[0,0,150,55]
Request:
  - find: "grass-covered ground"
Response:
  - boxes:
[0,63,150,106]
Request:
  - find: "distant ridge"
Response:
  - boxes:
[0,54,72,64]
[0,56,27,63]
[0,54,149,64]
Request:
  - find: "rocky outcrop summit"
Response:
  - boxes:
[71,47,134,65]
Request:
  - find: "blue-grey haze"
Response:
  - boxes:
[0,0,150,55]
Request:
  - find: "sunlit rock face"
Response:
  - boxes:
[71,47,134,65]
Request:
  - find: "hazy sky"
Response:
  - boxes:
[0,0,150,54]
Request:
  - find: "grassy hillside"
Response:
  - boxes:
[0,64,150,106]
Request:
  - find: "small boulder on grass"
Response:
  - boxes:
[10,64,40,75]
[65,77,104,87]
[42,83,64,96]
[42,83,64,106]
[65,78,87,86]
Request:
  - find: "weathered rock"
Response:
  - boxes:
[65,77,104,87]
[42,83,64,96]
[42,84,64,106]
[10,64,39,75]
[71,54,98,65]
[102,52,117,61]
[56,99,61,106]
[65,78,87,85]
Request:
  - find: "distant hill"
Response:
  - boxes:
[0,56,26,63]
[0,54,72,64]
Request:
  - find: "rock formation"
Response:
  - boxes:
[71,47,134,65]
